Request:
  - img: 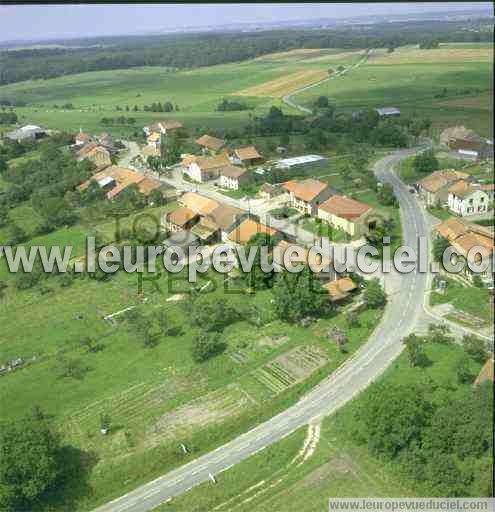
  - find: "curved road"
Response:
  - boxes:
[94,148,430,512]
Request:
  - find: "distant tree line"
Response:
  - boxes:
[0,18,492,87]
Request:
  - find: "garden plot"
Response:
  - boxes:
[64,375,199,436]
[145,383,256,448]
[252,345,328,395]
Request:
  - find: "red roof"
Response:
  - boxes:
[318,195,371,220]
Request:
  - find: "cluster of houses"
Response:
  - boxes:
[282,178,376,237]
[434,216,494,285]
[72,129,122,170]
[163,190,358,302]
[417,169,494,217]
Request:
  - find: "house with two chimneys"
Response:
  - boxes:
[283,179,334,216]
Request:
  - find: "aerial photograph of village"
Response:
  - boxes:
[0,3,493,512]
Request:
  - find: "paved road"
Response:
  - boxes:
[93,148,430,512]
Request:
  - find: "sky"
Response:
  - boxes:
[0,3,492,42]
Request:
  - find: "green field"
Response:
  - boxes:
[294,45,493,138]
[158,339,486,511]
[0,44,491,139]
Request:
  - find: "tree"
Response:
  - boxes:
[315,95,329,109]
[191,331,226,362]
[427,323,452,345]
[376,183,397,206]
[413,149,439,174]
[403,334,429,368]
[363,278,386,309]
[272,267,327,324]
[461,334,488,364]
[189,295,239,332]
[346,310,360,328]
[328,326,348,352]
[240,233,276,291]
[455,354,475,384]
[6,223,27,246]
[472,275,484,288]
[354,382,432,458]
[0,157,7,174]
[0,413,62,509]
[432,236,450,262]
[100,413,111,433]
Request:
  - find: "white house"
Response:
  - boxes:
[219,166,249,190]
[184,155,231,183]
[447,181,490,217]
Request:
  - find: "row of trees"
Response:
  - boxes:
[100,116,136,125]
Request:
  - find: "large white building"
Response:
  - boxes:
[447,181,491,217]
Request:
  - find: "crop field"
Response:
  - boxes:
[236,69,329,98]
[293,44,494,137]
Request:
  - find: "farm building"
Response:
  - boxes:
[6,124,47,142]
[283,179,333,216]
[440,126,494,159]
[76,143,112,170]
[228,218,278,245]
[219,166,249,190]
[143,120,183,136]
[317,195,374,237]
[447,181,491,217]
[375,107,400,117]
[275,154,327,172]
[417,169,471,207]
[74,130,94,146]
[78,166,149,200]
[166,207,200,232]
[258,183,283,199]
[323,277,357,302]
[199,204,248,242]
[147,132,161,149]
[232,146,263,166]
[179,192,219,216]
[184,154,231,183]
[435,217,493,284]
[196,134,226,154]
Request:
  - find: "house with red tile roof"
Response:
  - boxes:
[283,179,333,216]
[317,195,373,237]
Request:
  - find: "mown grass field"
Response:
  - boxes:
[157,341,483,511]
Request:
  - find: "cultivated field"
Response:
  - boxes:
[236,69,329,98]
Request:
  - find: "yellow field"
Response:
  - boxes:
[254,48,326,61]
[435,91,494,111]
[369,47,493,64]
[303,50,364,63]
[235,69,329,97]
